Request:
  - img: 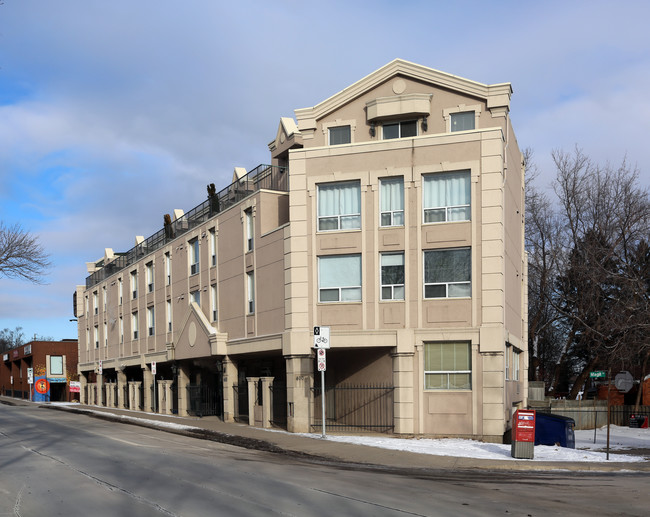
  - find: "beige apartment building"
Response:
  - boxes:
[75,59,527,442]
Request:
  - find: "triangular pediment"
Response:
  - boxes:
[173,302,226,360]
[268,117,302,153]
[294,58,512,129]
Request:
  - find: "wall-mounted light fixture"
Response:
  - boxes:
[421,117,428,132]
[369,122,376,137]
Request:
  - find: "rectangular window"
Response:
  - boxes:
[329,125,351,145]
[165,252,171,285]
[132,312,139,339]
[381,253,405,301]
[94,325,99,349]
[318,254,362,302]
[423,170,470,223]
[147,306,155,337]
[190,239,199,275]
[85,295,89,315]
[146,262,154,293]
[450,111,475,132]
[166,299,172,332]
[93,291,98,315]
[130,271,138,299]
[424,342,471,390]
[383,120,417,140]
[209,230,217,266]
[119,316,124,344]
[424,248,471,298]
[50,355,63,376]
[318,181,361,231]
[103,322,107,347]
[245,209,254,252]
[505,344,511,380]
[247,272,255,314]
[380,177,404,227]
[514,350,520,381]
[191,290,200,306]
[85,328,90,351]
[211,284,218,322]
[102,286,107,311]
[118,278,123,305]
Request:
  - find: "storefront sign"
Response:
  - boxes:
[48,377,67,383]
[2,353,8,361]
[69,381,81,393]
[23,344,32,355]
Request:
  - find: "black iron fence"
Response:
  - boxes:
[312,384,394,433]
[534,405,650,429]
[187,384,222,418]
[233,382,249,424]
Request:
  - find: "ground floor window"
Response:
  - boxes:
[424,341,471,390]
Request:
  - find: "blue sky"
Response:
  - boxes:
[1,1,649,341]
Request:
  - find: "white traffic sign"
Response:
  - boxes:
[27,368,33,385]
[317,348,326,371]
[151,361,157,375]
[98,360,103,375]
[313,326,331,349]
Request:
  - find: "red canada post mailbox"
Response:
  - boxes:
[511,409,536,459]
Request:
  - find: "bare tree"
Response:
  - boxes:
[546,148,650,397]
[0,221,51,283]
[0,326,25,352]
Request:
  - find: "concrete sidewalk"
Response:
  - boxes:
[3,396,649,473]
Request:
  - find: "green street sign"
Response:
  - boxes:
[589,370,606,379]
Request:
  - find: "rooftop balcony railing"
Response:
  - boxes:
[85,164,287,289]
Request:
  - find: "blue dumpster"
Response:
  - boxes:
[534,413,575,448]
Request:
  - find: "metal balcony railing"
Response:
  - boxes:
[86,164,287,288]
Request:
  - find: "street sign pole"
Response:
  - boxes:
[152,362,157,414]
[606,368,611,460]
[321,367,326,438]
[314,327,329,438]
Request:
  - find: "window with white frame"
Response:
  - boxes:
[93,291,98,315]
[423,170,471,223]
[505,344,511,380]
[103,322,107,347]
[513,349,521,381]
[165,252,171,285]
[424,341,471,390]
[166,299,172,332]
[132,312,139,340]
[247,272,255,314]
[118,278,123,305]
[209,229,217,266]
[245,209,254,252]
[146,262,154,293]
[190,239,199,275]
[190,290,200,306]
[130,271,138,299]
[380,253,405,301]
[450,111,475,132]
[328,125,351,145]
[119,316,124,344]
[380,177,404,227]
[383,120,417,140]
[318,181,361,231]
[94,325,99,349]
[318,254,362,302]
[147,306,155,336]
[50,355,64,376]
[211,284,218,322]
[424,248,471,298]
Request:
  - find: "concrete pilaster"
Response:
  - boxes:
[117,370,127,409]
[260,377,274,428]
[96,374,103,406]
[285,355,313,433]
[143,367,153,412]
[247,377,260,426]
[177,364,190,417]
[79,374,88,405]
[221,358,237,423]
[392,352,415,434]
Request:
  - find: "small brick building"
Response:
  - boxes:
[1,340,79,402]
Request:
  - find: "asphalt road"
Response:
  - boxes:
[0,404,648,516]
